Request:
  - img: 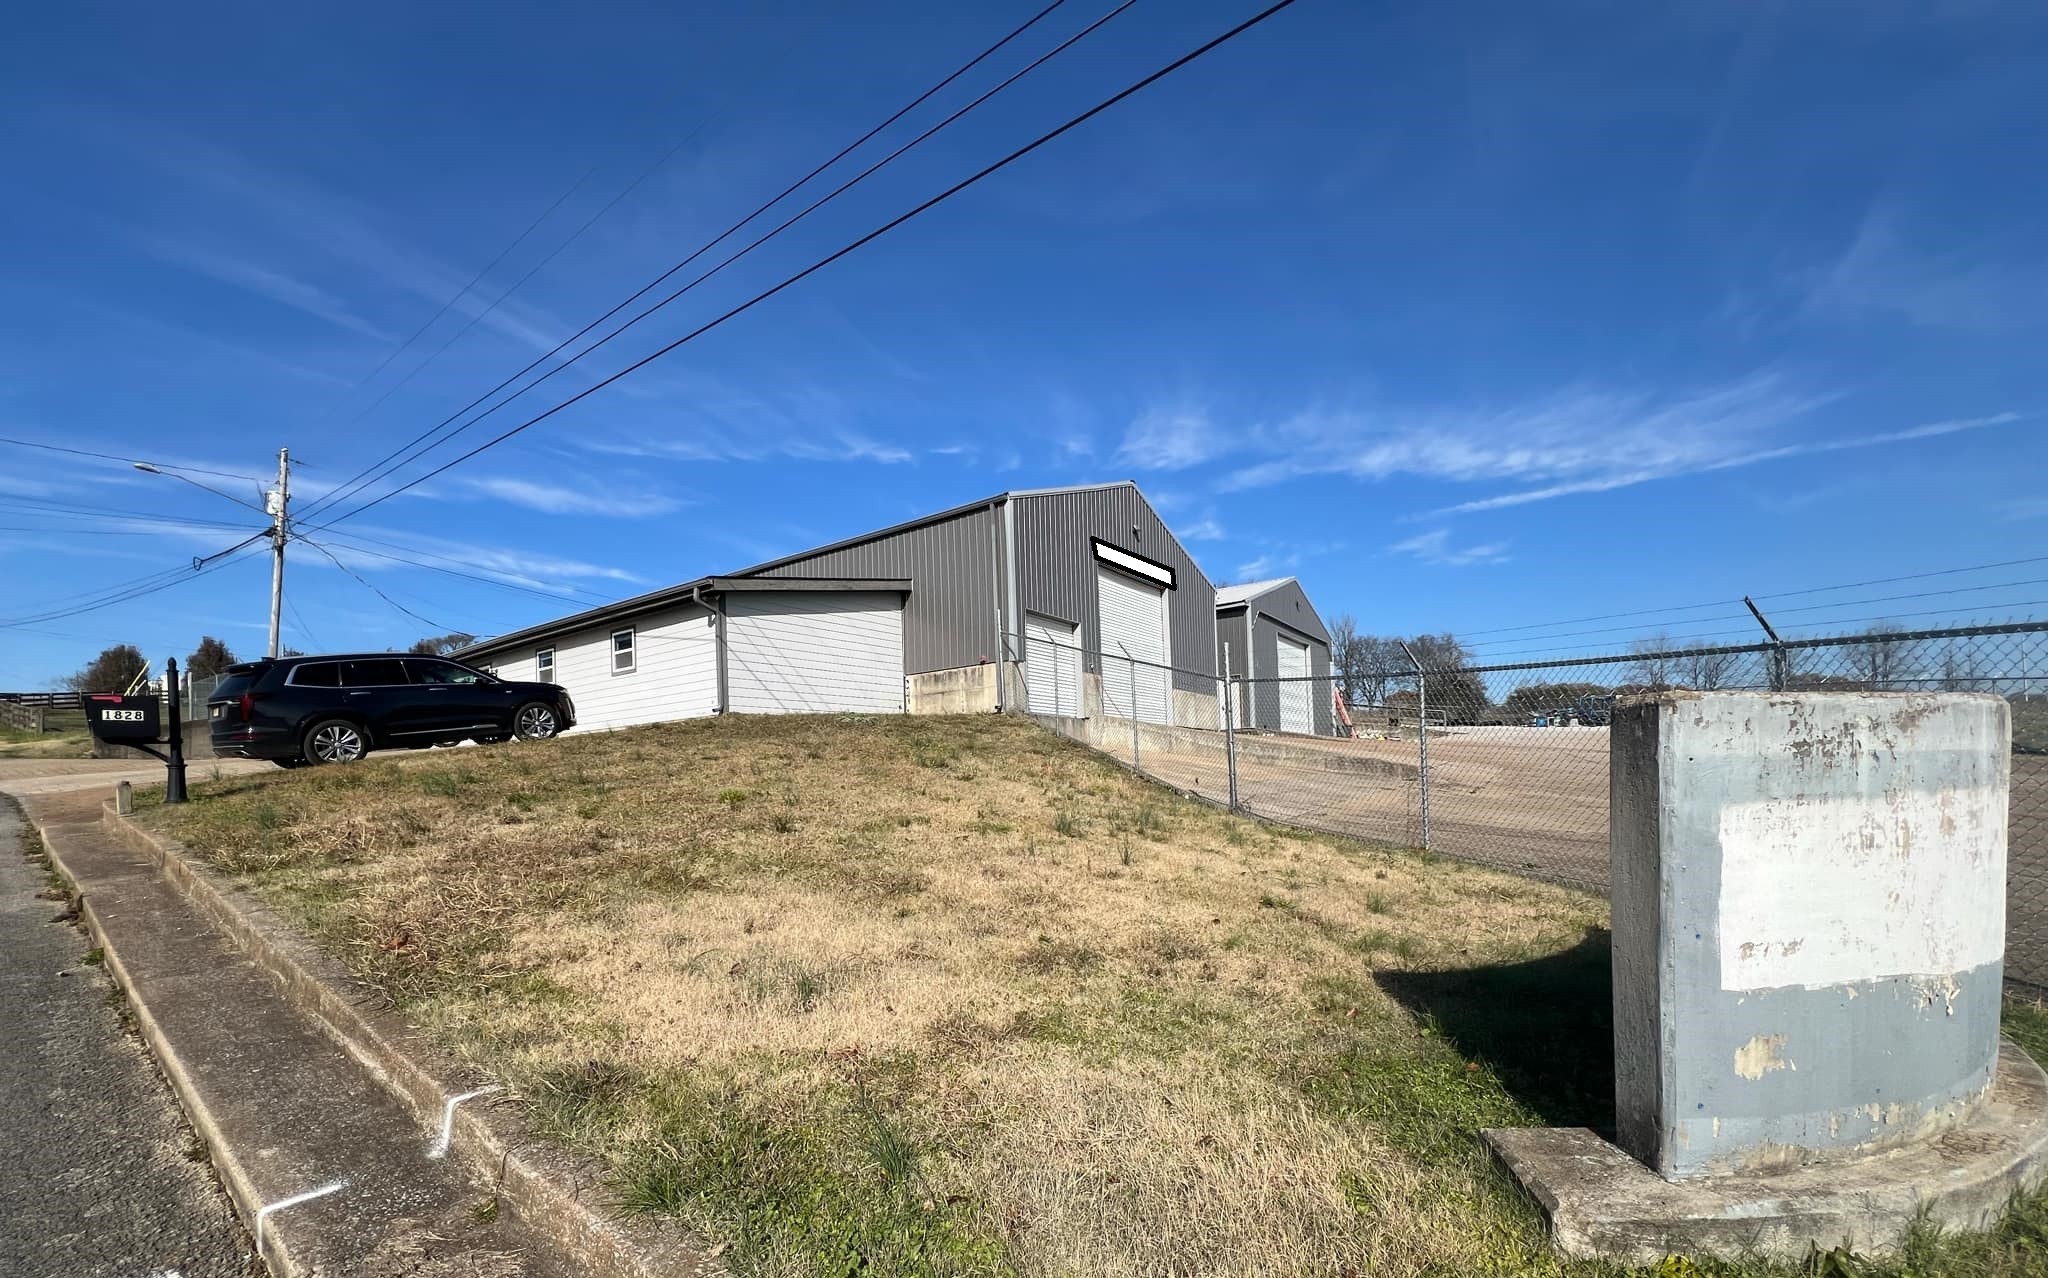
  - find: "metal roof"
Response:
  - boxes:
[459,481,1169,661]
[1215,577,1296,608]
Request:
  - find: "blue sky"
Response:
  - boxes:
[2,1,2044,686]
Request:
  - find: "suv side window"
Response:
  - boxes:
[406,659,489,686]
[341,659,411,688]
[289,662,342,688]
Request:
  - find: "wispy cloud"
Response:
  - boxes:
[1179,515,1226,542]
[1388,529,1510,566]
[450,475,686,517]
[1432,411,2019,515]
[1235,554,1294,581]
[331,524,642,591]
[1803,207,2045,333]
[1116,405,1228,470]
[587,429,912,466]
[138,235,396,341]
[1210,372,2020,515]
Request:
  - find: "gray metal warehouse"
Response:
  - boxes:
[1215,577,1336,736]
[458,481,1223,733]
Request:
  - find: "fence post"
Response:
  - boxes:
[1117,643,1140,770]
[1223,648,1240,813]
[1401,641,1430,853]
[1744,596,1790,691]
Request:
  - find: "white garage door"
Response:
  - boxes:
[1024,614,1082,717]
[1276,632,1314,735]
[727,591,904,714]
[1096,565,1172,725]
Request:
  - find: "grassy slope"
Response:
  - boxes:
[151,715,2048,1278]
[0,724,94,758]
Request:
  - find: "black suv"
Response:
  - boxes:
[209,654,576,767]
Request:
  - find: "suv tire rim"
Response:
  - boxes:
[517,706,557,739]
[311,723,364,763]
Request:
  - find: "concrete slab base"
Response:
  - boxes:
[1484,1040,2048,1264]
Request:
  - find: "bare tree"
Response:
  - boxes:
[408,631,477,657]
[1849,623,1911,689]
[1938,644,1983,692]
[1627,632,1678,691]
[1681,647,1739,691]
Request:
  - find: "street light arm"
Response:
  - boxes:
[132,462,269,515]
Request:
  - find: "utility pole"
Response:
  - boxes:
[267,447,290,658]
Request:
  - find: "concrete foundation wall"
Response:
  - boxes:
[93,719,215,762]
[1612,692,2009,1179]
[906,663,1001,715]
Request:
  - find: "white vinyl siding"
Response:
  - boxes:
[488,604,717,734]
[1276,632,1313,735]
[1096,565,1171,725]
[1024,613,1082,717]
[727,591,904,714]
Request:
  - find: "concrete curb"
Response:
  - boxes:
[48,850,301,1274]
[96,803,720,1278]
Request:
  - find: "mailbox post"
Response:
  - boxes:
[82,657,187,803]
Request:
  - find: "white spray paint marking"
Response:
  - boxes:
[429,1085,503,1159]
[1719,786,2005,989]
[254,1179,347,1258]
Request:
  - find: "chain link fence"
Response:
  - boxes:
[1027,622,2048,992]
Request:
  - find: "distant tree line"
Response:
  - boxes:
[1320,620,1965,725]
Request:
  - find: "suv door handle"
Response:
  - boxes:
[347,690,372,697]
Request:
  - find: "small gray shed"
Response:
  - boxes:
[1215,578,1335,736]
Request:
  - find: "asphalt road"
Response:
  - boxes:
[0,799,260,1278]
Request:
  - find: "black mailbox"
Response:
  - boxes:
[84,693,162,744]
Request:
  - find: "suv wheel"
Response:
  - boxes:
[304,719,368,765]
[513,702,560,741]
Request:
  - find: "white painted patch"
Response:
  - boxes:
[429,1084,503,1159]
[1719,786,2005,989]
[255,1178,347,1257]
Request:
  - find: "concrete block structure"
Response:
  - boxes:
[1611,691,2009,1177]
[1489,689,2048,1263]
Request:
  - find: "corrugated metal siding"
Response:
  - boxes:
[1250,613,1335,736]
[726,592,905,713]
[749,505,1001,676]
[1015,486,1218,692]
[1246,580,1330,643]
[1215,612,1251,679]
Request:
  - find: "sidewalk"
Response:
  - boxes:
[0,798,259,1277]
[14,786,572,1277]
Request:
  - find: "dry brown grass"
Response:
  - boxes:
[155,715,1611,1276]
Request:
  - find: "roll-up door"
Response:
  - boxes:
[1096,566,1171,725]
[726,591,904,714]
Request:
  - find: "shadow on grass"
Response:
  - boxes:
[1375,927,1616,1136]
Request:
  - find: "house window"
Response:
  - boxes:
[536,648,556,683]
[611,628,636,675]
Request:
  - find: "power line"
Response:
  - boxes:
[0,536,271,628]
[1477,599,2048,663]
[296,536,459,632]
[0,436,268,483]
[317,0,1303,526]
[284,595,324,651]
[308,532,607,607]
[295,0,1077,523]
[309,169,599,431]
[1457,552,2048,644]
[314,0,1137,529]
[0,495,263,531]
